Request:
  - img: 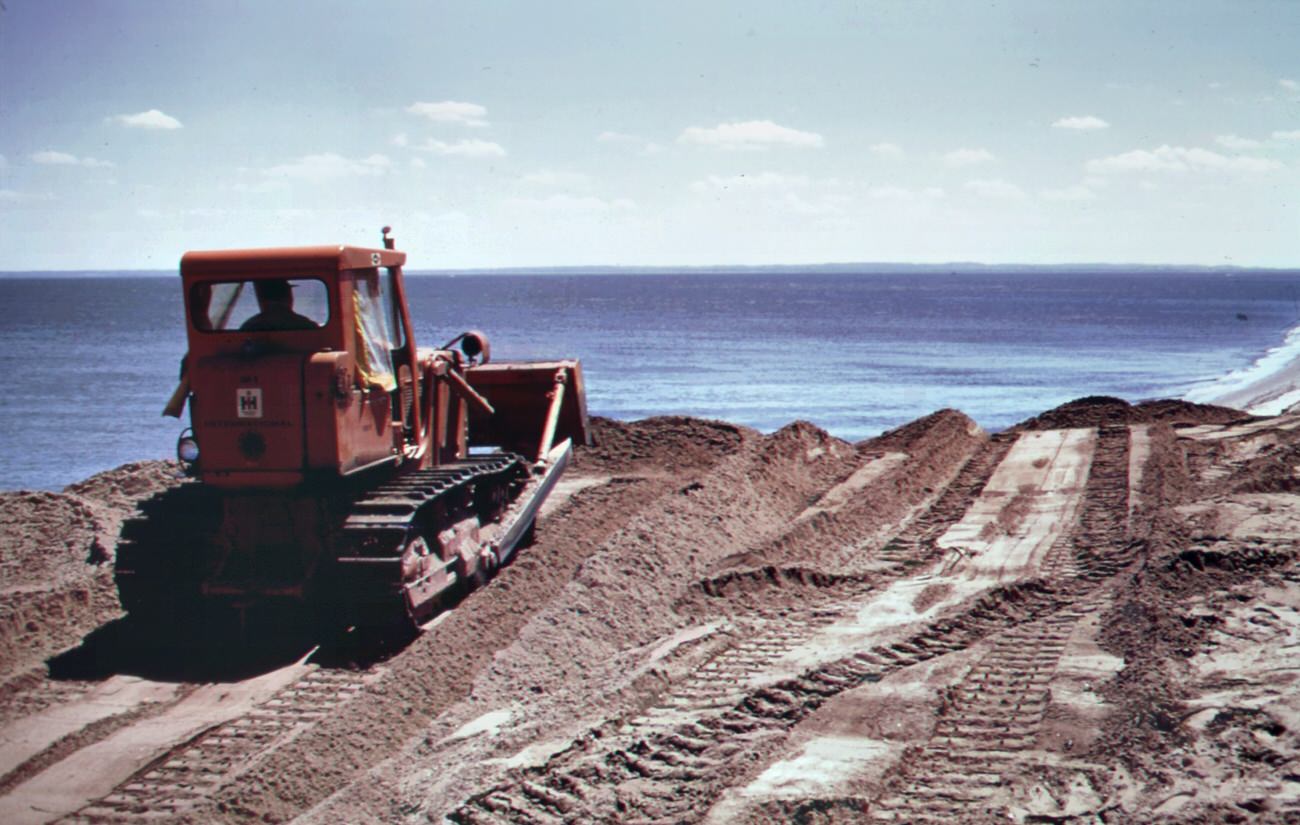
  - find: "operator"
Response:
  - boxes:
[240,279,317,331]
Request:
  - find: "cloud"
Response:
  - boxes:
[678,120,824,150]
[596,131,662,155]
[1281,79,1300,92]
[420,138,506,158]
[1052,115,1109,131]
[505,194,635,213]
[597,131,640,143]
[688,172,810,193]
[31,150,114,168]
[1273,130,1300,141]
[0,188,54,203]
[868,142,904,158]
[964,178,1027,200]
[263,153,391,181]
[521,169,593,188]
[112,109,183,129]
[866,185,945,201]
[1086,145,1282,174]
[406,100,489,127]
[1215,134,1263,150]
[943,148,995,167]
[391,132,409,147]
[1040,184,1097,202]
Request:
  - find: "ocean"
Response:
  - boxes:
[2,267,1299,492]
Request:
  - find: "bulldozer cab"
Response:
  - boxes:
[178,245,415,487]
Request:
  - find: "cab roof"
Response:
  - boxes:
[181,245,406,276]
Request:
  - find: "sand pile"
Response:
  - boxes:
[0,461,180,684]
[5,401,1300,824]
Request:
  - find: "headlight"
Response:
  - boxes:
[177,435,200,464]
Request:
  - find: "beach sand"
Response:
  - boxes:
[3,398,1300,823]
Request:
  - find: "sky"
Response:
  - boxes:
[1,1,1298,270]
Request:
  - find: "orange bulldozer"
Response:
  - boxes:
[116,228,589,633]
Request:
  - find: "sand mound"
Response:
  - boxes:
[579,415,747,473]
[0,461,180,682]
[1016,395,1248,431]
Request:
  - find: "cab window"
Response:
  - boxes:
[191,278,330,332]
[352,269,397,391]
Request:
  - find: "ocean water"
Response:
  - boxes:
[2,268,1299,491]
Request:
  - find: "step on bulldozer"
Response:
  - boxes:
[116,228,588,633]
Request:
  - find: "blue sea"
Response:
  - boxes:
[3,266,1299,491]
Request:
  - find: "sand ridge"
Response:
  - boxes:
[2,404,1300,822]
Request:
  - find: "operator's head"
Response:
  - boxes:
[254,279,294,309]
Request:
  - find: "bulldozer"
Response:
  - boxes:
[115,228,588,633]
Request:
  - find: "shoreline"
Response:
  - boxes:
[1198,327,1300,416]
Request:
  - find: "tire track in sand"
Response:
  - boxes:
[450,425,1140,824]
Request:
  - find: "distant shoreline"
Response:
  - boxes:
[4,262,1300,279]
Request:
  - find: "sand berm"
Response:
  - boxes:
[3,398,1300,823]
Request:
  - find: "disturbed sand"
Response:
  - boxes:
[2,400,1300,823]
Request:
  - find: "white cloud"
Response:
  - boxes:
[1281,79,1300,92]
[112,109,183,129]
[1052,115,1109,131]
[31,150,114,168]
[678,120,824,150]
[410,157,427,169]
[597,131,639,143]
[868,142,904,158]
[943,148,995,167]
[420,138,506,158]
[0,188,54,203]
[1273,130,1300,141]
[779,192,848,216]
[688,172,810,193]
[406,100,489,127]
[263,153,391,181]
[506,194,635,213]
[521,169,593,188]
[1041,184,1097,202]
[964,178,1027,200]
[391,132,409,148]
[596,131,661,155]
[1215,134,1263,150]
[1086,145,1282,174]
[867,185,945,201]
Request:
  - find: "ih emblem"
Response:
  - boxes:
[237,388,263,419]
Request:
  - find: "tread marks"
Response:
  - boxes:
[449,427,1139,824]
[866,424,1132,823]
[445,437,1060,825]
[61,668,369,823]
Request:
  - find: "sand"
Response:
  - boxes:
[2,395,1300,823]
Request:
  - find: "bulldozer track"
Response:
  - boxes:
[448,426,1138,824]
[59,667,372,823]
[446,436,1052,824]
[790,423,1136,824]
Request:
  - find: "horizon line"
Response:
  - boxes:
[2,259,1298,277]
